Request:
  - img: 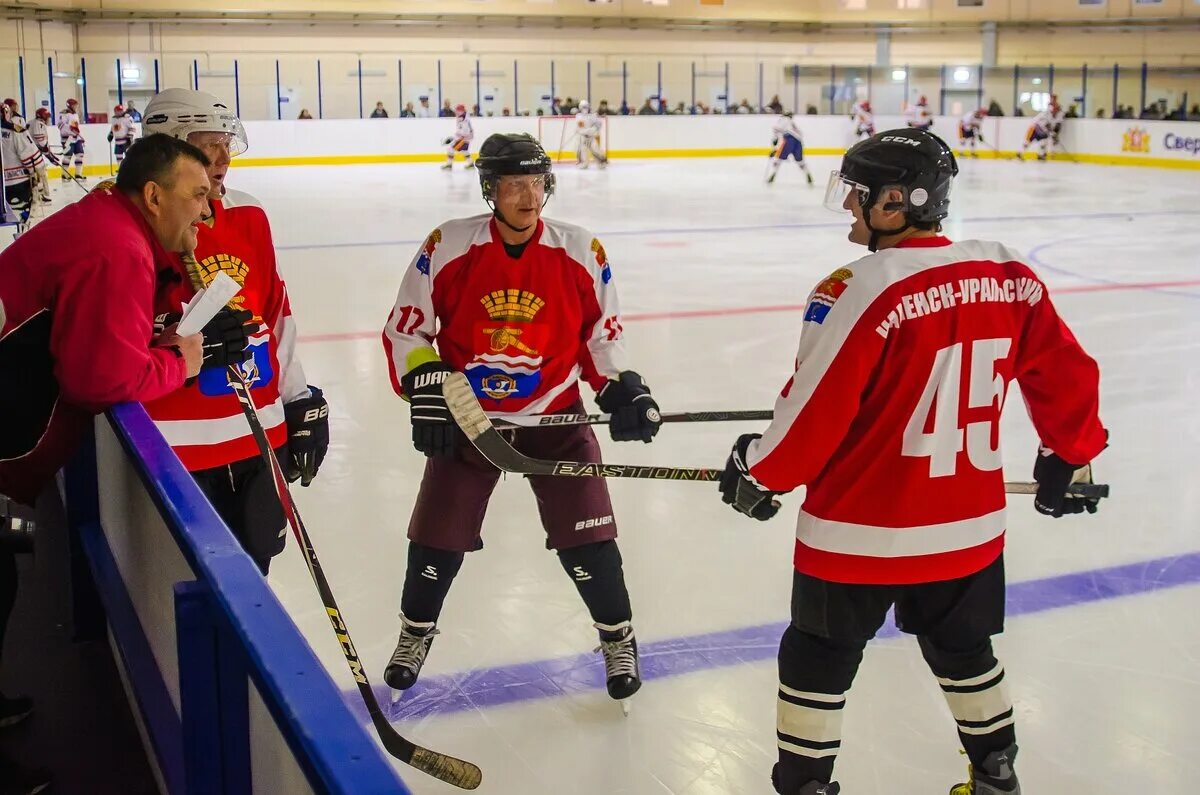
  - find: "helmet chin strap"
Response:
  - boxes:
[493,207,534,234]
[862,195,909,252]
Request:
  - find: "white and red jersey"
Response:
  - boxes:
[28,118,52,150]
[111,114,137,143]
[1,127,42,186]
[577,111,603,140]
[852,104,874,135]
[771,115,803,143]
[56,110,83,144]
[452,115,474,144]
[143,188,310,472]
[905,103,934,129]
[1030,109,1056,135]
[746,236,1106,586]
[384,214,627,414]
[959,111,984,135]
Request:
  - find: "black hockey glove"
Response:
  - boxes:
[719,434,780,522]
[283,386,329,487]
[154,308,255,370]
[442,137,453,145]
[595,371,662,443]
[401,361,459,457]
[1033,445,1099,518]
[106,131,113,142]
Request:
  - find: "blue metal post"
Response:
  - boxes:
[357,59,363,119]
[317,60,323,119]
[154,58,159,93]
[1012,64,1019,115]
[193,59,199,90]
[904,64,910,111]
[437,59,443,112]
[938,64,945,115]
[657,61,663,113]
[116,59,123,107]
[233,60,240,118]
[475,58,481,114]
[758,61,763,112]
[1048,63,1054,99]
[397,59,402,116]
[47,57,55,119]
[275,59,282,120]
[18,57,26,118]
[691,62,696,113]
[1112,64,1119,118]
[1081,63,1087,118]
[1140,61,1147,113]
[622,61,627,110]
[587,61,592,104]
[514,60,519,114]
[80,57,88,120]
[830,65,836,114]
[867,64,873,104]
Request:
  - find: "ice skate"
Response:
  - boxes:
[595,620,641,714]
[383,614,439,691]
[440,162,453,170]
[949,745,1020,795]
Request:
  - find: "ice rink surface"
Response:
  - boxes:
[17,154,1200,793]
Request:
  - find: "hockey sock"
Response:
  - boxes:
[773,625,865,790]
[400,542,465,624]
[919,636,1016,770]
[767,159,781,179]
[74,157,84,177]
[556,540,632,626]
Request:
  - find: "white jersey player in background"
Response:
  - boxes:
[107,104,138,169]
[441,104,475,170]
[957,108,988,157]
[575,100,608,169]
[1,100,25,132]
[766,111,813,186]
[25,108,53,200]
[56,98,85,183]
[1017,100,1064,161]
[1,122,44,231]
[851,100,874,141]
[904,95,934,130]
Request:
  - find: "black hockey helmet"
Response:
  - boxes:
[475,132,556,203]
[825,128,958,249]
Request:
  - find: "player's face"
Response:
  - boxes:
[187,131,235,200]
[495,175,547,230]
[844,188,872,245]
[147,158,213,252]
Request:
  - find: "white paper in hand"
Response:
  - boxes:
[176,271,242,336]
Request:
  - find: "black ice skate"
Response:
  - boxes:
[949,744,1020,795]
[383,614,439,692]
[797,783,839,795]
[595,620,641,715]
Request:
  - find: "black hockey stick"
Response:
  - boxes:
[227,367,482,789]
[493,409,773,430]
[41,148,89,193]
[445,372,1110,499]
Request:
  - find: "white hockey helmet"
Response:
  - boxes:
[143,88,248,156]
[579,99,590,112]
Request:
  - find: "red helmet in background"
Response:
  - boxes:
[861,100,871,112]
[65,98,79,108]
[918,95,928,105]
[35,107,51,120]
[455,103,466,115]
[113,104,125,115]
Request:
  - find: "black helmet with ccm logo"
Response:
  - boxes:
[839,128,958,224]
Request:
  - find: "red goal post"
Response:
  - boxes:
[536,114,609,164]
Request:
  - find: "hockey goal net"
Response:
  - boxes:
[537,114,609,164]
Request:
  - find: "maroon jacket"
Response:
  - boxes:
[0,186,188,504]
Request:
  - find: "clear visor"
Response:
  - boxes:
[155,113,248,157]
[497,173,554,196]
[823,171,871,214]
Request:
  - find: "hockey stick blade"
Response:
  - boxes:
[445,373,1109,499]
[492,408,774,430]
[228,368,482,790]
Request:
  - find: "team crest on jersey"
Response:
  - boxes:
[89,179,117,194]
[196,340,273,396]
[591,238,612,284]
[194,252,253,316]
[415,229,442,275]
[466,289,547,401]
[804,268,853,325]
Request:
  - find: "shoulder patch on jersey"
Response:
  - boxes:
[89,179,117,194]
[416,228,442,275]
[590,238,613,284]
[804,268,853,324]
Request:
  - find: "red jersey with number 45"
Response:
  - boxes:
[746,236,1107,586]
[383,214,627,414]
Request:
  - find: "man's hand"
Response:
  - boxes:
[154,323,204,378]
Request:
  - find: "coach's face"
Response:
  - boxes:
[143,157,213,252]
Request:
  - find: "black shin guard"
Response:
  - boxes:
[556,540,632,626]
[400,542,465,624]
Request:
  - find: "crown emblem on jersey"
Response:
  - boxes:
[195,252,252,315]
[1122,127,1150,154]
[481,289,545,322]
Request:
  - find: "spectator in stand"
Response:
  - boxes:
[805,104,819,115]
[1096,108,1106,119]
[1138,105,1160,120]
[598,99,613,115]
[471,103,480,117]
[502,107,512,117]
[672,101,686,115]
[767,94,783,114]
[637,98,656,115]
[619,100,630,115]
[658,97,668,115]
[370,101,389,119]
[125,100,143,124]
[439,100,454,118]
[1189,104,1200,121]
[736,99,753,114]
[1065,104,1079,118]
[416,97,435,118]
[987,99,1004,117]
[400,102,416,118]
[298,108,313,119]
[536,108,545,117]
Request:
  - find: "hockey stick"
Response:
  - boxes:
[492,409,774,430]
[41,148,89,193]
[445,372,1111,499]
[226,367,483,790]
